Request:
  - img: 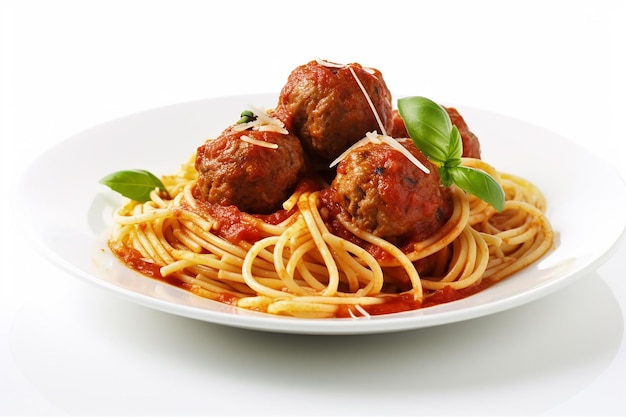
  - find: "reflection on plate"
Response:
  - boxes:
[16,94,626,335]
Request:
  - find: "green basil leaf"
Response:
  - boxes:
[448,125,463,161]
[439,166,454,188]
[397,96,453,165]
[447,165,505,212]
[99,169,169,202]
[398,95,504,210]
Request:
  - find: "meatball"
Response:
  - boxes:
[444,107,481,159]
[388,107,482,159]
[331,138,452,240]
[388,109,409,139]
[273,60,394,162]
[195,127,305,214]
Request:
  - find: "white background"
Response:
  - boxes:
[2,0,626,415]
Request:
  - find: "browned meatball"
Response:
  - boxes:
[195,127,305,214]
[388,109,409,139]
[273,60,394,162]
[331,138,452,240]
[388,107,482,159]
[444,107,481,159]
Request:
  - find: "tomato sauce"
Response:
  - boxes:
[334,279,498,317]
[109,242,187,288]
[199,202,264,243]
[421,279,496,308]
[188,178,323,245]
[361,293,422,317]
[216,293,239,306]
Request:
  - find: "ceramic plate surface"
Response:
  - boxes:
[17,94,626,334]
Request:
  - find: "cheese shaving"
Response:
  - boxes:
[347,66,430,174]
[347,304,371,319]
[330,131,430,174]
[329,133,380,168]
[348,66,387,137]
[240,135,279,149]
[316,58,347,68]
[231,105,288,134]
[378,134,430,174]
[316,58,375,75]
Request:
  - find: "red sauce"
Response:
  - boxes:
[189,178,323,245]
[334,279,498,317]
[362,293,422,317]
[201,202,264,243]
[421,279,496,308]
[216,293,239,306]
[109,241,187,289]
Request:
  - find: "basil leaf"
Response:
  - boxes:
[397,96,453,165]
[439,166,454,188]
[99,169,169,202]
[448,125,463,161]
[447,165,505,212]
[397,95,505,212]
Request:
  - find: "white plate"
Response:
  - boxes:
[17,94,626,335]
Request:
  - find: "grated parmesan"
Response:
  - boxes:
[378,135,430,174]
[345,65,430,174]
[329,131,430,174]
[347,304,371,319]
[231,105,288,134]
[316,58,375,75]
[329,133,380,168]
[316,58,347,69]
[348,66,387,137]
[240,134,279,149]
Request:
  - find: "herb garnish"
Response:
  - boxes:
[99,169,170,203]
[237,110,256,124]
[397,96,505,212]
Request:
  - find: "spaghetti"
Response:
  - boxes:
[107,154,554,318]
[104,60,554,318]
